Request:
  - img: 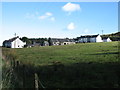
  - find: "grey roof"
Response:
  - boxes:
[4,36,19,42]
[51,38,75,42]
[102,37,108,39]
[80,34,99,38]
[101,37,112,40]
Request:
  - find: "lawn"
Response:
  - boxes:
[2,41,120,88]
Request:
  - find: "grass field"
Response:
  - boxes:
[2,41,120,88]
[15,41,119,65]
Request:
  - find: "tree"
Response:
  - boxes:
[40,38,45,46]
[20,37,31,45]
[48,37,52,46]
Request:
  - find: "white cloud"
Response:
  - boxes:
[38,12,53,19]
[46,12,52,16]
[38,15,47,19]
[38,12,55,21]
[25,12,55,22]
[67,22,75,30]
[62,2,81,14]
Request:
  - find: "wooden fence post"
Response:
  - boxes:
[22,65,25,88]
[35,73,39,90]
[16,61,19,67]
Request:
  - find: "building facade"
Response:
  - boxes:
[3,36,26,48]
[102,37,112,42]
[78,34,103,43]
[51,38,75,45]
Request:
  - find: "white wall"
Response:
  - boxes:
[11,38,26,48]
[107,38,112,42]
[103,38,112,42]
[53,41,75,45]
[63,42,75,45]
[96,35,103,42]
[53,42,60,45]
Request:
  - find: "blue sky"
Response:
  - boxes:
[1,2,118,45]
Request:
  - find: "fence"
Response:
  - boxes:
[2,58,46,89]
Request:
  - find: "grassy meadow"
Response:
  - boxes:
[15,41,119,65]
[2,41,120,88]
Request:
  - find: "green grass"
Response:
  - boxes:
[2,41,120,88]
[14,41,119,66]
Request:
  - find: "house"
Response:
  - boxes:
[77,34,103,43]
[33,43,41,47]
[26,43,41,48]
[51,38,75,45]
[102,37,112,42]
[43,41,49,46]
[3,36,26,48]
[27,44,34,48]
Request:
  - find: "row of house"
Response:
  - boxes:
[77,34,112,43]
[3,34,112,48]
[51,38,75,45]
[2,37,76,48]
[27,41,49,47]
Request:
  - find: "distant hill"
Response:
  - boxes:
[101,32,120,41]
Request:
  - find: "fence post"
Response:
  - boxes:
[16,61,19,67]
[22,65,25,88]
[35,73,39,90]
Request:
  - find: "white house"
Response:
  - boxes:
[3,36,26,48]
[43,41,49,46]
[102,37,112,42]
[78,34,103,43]
[51,38,75,45]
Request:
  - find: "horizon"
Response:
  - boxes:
[1,2,118,45]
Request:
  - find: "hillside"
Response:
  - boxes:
[101,32,120,41]
[2,41,120,88]
[102,32,120,36]
[109,32,120,36]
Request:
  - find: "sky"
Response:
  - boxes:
[1,2,118,45]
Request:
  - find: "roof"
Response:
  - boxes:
[101,37,112,40]
[80,34,99,38]
[102,37,109,39]
[4,36,19,42]
[51,38,75,42]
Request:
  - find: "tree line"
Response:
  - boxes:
[20,37,52,46]
[101,32,120,41]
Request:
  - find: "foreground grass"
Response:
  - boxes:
[2,41,120,88]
